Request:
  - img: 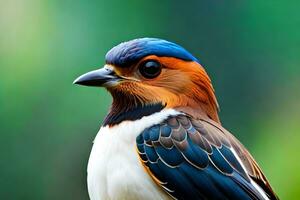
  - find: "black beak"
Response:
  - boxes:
[73,67,120,87]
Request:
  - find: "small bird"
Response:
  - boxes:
[74,38,279,200]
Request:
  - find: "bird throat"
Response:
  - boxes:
[103,100,165,126]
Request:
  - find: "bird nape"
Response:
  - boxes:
[74,38,279,200]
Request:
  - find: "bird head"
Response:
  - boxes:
[74,38,219,125]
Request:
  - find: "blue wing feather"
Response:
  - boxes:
[209,146,234,174]
[136,115,275,200]
[144,145,159,163]
[181,137,209,168]
[154,145,184,167]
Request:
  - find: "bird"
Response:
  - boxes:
[73,38,279,200]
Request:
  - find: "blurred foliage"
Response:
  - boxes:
[0,0,299,199]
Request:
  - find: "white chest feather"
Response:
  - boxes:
[87,109,179,200]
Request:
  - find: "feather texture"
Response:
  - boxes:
[136,114,279,200]
[105,38,198,67]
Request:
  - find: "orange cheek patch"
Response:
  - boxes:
[111,55,219,122]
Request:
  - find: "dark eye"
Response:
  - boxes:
[138,60,162,79]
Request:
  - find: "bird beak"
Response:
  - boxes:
[73,66,121,87]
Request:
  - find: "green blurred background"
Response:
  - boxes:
[1,0,299,199]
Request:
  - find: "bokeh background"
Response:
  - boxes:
[1,0,299,199]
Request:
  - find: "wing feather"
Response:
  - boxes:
[136,114,279,200]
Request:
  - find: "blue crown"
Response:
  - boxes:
[105,38,199,67]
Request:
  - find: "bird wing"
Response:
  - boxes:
[136,114,279,200]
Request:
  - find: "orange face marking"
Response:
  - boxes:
[110,56,220,122]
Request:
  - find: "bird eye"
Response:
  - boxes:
[138,60,162,79]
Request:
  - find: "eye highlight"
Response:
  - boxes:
[138,60,162,79]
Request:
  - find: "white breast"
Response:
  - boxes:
[87,109,179,200]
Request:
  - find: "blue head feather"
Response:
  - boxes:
[105,38,199,67]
